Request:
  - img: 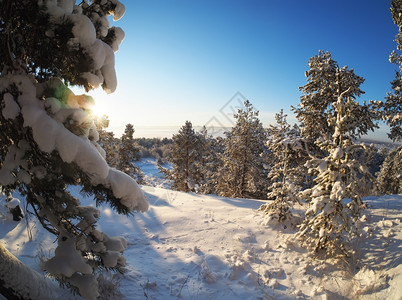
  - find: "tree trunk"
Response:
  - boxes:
[0,243,57,300]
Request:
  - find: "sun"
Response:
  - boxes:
[91,100,108,118]
[86,89,112,119]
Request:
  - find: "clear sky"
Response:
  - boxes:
[87,0,398,141]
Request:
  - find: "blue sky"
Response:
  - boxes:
[91,0,398,141]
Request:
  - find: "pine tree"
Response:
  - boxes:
[293,51,374,144]
[370,0,402,194]
[296,56,377,257]
[163,121,201,192]
[259,110,308,226]
[118,123,143,183]
[0,2,147,299]
[195,126,223,194]
[95,114,120,168]
[375,0,402,142]
[216,100,268,199]
[376,145,402,195]
[362,144,388,178]
[98,129,120,168]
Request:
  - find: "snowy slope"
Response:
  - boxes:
[1,188,401,299]
[134,158,173,188]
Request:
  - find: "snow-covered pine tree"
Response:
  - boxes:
[361,144,388,179]
[259,110,308,226]
[195,126,223,194]
[296,56,377,257]
[162,121,201,192]
[372,1,402,195]
[96,114,120,168]
[352,144,388,196]
[216,100,268,199]
[293,50,369,144]
[374,0,402,142]
[118,123,143,183]
[376,145,402,195]
[98,129,120,168]
[0,1,148,299]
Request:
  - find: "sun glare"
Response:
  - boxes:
[87,89,111,118]
[91,100,107,117]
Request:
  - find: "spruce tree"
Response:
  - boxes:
[216,100,268,199]
[118,123,143,183]
[0,1,147,299]
[259,110,308,226]
[296,56,376,257]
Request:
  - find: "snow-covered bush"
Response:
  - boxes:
[0,1,147,299]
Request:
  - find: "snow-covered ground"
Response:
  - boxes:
[1,185,401,299]
[135,158,173,189]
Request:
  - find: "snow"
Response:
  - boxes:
[135,158,173,188]
[332,147,344,160]
[112,1,126,21]
[1,93,20,119]
[104,168,149,212]
[39,0,123,93]
[68,274,99,300]
[5,198,20,209]
[1,184,401,299]
[42,235,93,277]
[110,27,125,52]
